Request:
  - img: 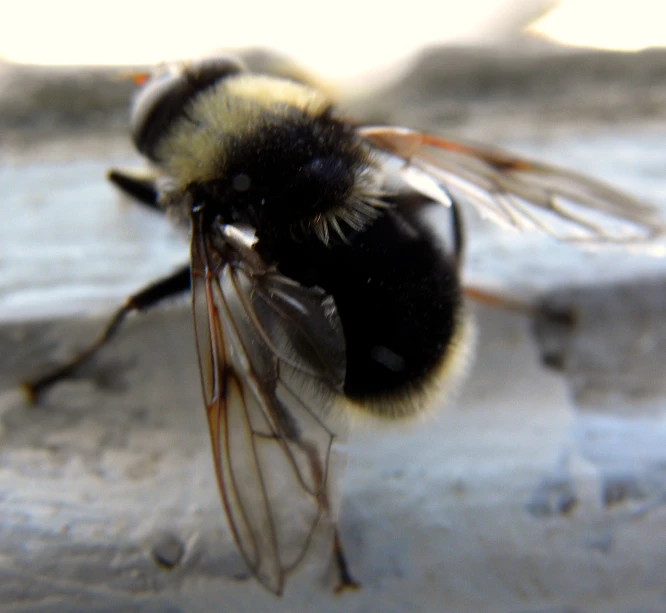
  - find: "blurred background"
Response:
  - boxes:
[3,0,666,144]
[2,0,665,86]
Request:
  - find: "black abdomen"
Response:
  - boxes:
[268,194,462,401]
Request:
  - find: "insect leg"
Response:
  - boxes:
[22,265,191,402]
[463,286,533,314]
[333,527,360,593]
[107,168,162,212]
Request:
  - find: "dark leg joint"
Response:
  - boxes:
[107,168,161,211]
[333,528,360,594]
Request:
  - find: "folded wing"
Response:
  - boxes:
[191,220,347,595]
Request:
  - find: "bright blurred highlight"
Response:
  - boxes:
[530,0,666,51]
[1,0,664,85]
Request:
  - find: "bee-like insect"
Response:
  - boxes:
[24,56,665,595]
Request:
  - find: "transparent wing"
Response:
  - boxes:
[360,126,666,242]
[190,220,347,595]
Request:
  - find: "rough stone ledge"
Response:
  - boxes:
[1,287,666,611]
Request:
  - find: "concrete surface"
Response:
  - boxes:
[2,45,666,612]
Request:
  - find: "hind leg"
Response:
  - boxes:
[22,266,191,402]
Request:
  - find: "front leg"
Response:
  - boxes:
[107,168,162,212]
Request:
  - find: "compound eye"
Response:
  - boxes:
[131,56,246,160]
